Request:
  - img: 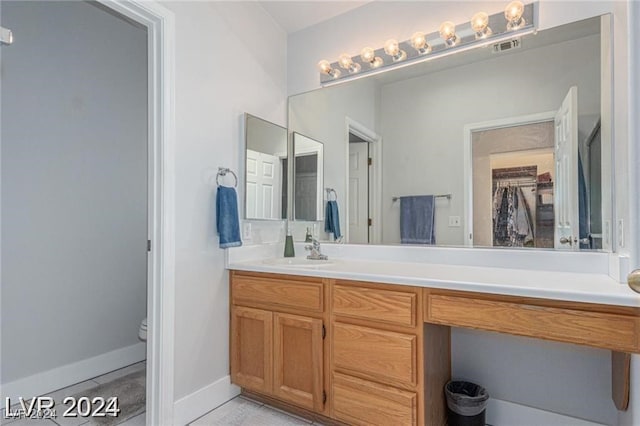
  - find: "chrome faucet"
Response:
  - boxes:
[305,238,328,260]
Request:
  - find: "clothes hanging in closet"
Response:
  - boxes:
[493,185,534,247]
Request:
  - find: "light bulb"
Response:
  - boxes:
[471,12,492,39]
[338,53,361,73]
[360,47,384,68]
[439,21,458,47]
[338,54,352,69]
[317,60,332,74]
[384,39,399,56]
[505,0,525,30]
[371,57,384,68]
[383,39,406,62]
[410,31,431,55]
[360,47,375,63]
[317,59,340,79]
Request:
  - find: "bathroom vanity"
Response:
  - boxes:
[233,6,640,424]
[228,254,640,425]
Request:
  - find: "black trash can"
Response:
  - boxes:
[445,380,489,426]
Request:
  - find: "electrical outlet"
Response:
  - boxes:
[448,216,461,227]
[243,222,252,240]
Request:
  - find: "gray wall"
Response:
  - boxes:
[1,1,147,383]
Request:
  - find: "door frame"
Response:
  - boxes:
[96,1,175,424]
[345,118,382,244]
[463,111,555,247]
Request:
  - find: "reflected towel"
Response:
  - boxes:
[216,186,242,249]
[324,200,342,240]
[400,195,435,245]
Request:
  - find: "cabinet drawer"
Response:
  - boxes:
[333,283,417,327]
[425,293,640,353]
[333,372,416,426]
[333,322,416,386]
[232,272,323,313]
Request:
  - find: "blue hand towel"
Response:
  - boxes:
[400,195,435,245]
[216,186,242,248]
[324,200,341,240]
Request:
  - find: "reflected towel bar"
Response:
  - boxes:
[326,188,338,201]
[392,194,451,202]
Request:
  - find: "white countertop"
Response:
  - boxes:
[227,256,640,308]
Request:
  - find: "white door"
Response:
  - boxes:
[246,149,282,219]
[554,86,579,250]
[348,142,369,243]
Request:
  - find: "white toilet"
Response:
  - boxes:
[138,317,147,341]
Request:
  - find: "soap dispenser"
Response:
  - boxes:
[284,223,295,258]
[305,227,313,242]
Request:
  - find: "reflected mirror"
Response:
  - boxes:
[292,132,324,221]
[288,16,611,251]
[244,113,287,220]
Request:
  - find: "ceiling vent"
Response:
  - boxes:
[492,38,521,53]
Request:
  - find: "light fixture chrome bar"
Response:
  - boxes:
[319,2,537,86]
[0,26,14,46]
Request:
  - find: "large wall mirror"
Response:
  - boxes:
[244,113,287,220]
[288,15,612,251]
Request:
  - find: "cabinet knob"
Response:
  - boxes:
[628,269,640,294]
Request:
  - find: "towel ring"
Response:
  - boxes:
[326,188,337,201]
[216,167,238,188]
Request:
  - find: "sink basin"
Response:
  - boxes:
[262,257,335,268]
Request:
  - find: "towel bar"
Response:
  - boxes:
[392,194,451,202]
[217,167,238,187]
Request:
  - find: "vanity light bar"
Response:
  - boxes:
[318,1,537,85]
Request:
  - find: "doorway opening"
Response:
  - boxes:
[1,0,174,423]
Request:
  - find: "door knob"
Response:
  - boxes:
[628,269,640,293]
[559,237,572,245]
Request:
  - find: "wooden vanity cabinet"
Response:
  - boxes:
[230,271,327,413]
[330,280,449,426]
[231,269,639,424]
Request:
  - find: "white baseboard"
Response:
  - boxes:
[173,375,240,426]
[487,399,607,426]
[1,342,146,401]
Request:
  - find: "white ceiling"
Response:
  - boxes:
[259,1,372,34]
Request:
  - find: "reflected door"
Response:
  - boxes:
[554,86,579,250]
[349,142,369,244]
[246,149,282,219]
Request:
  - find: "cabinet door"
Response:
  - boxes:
[273,313,324,411]
[231,306,273,394]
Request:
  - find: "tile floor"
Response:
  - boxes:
[189,396,319,426]
[2,363,318,426]
[1,362,146,426]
